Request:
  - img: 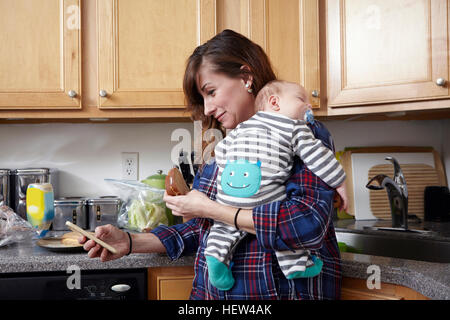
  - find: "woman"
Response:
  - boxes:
[81,29,342,300]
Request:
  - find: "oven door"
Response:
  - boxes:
[0,268,147,300]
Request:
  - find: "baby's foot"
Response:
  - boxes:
[286,255,323,279]
[205,255,235,290]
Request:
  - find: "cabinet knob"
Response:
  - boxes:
[311,90,319,98]
[436,78,447,87]
[99,90,108,97]
[68,90,77,98]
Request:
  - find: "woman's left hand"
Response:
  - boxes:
[163,189,215,220]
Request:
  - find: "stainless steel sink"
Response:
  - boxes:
[335,231,450,263]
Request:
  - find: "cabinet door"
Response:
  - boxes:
[217,0,321,109]
[97,0,216,110]
[0,0,81,109]
[148,266,194,300]
[327,0,449,107]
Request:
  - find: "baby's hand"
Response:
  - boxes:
[335,183,348,212]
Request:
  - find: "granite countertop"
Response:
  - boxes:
[1,222,449,300]
[0,230,195,274]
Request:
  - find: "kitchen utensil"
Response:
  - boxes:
[65,221,118,254]
[0,169,10,207]
[165,167,190,196]
[87,196,121,231]
[26,183,54,238]
[424,186,450,222]
[53,197,88,231]
[191,151,200,177]
[11,168,57,220]
[178,149,193,185]
[338,146,447,220]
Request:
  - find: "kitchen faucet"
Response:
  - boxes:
[366,156,409,230]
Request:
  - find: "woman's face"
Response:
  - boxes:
[196,62,256,129]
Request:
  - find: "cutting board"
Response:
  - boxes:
[338,147,447,220]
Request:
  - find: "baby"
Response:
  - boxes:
[206,80,347,290]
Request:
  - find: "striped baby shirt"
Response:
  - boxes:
[205,111,346,281]
[215,111,346,208]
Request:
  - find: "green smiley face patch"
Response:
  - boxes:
[221,159,262,198]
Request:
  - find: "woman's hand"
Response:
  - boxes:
[163,189,216,220]
[78,224,130,262]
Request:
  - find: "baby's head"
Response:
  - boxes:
[255,80,311,120]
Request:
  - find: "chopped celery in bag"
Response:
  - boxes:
[104,179,174,232]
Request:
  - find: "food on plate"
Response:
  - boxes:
[61,231,90,246]
[165,168,190,196]
[61,237,81,246]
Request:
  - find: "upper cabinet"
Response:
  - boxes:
[0,0,448,120]
[97,0,216,110]
[0,0,81,110]
[326,0,450,108]
[216,0,321,109]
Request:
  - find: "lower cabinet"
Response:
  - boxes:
[148,266,195,300]
[147,268,429,300]
[341,277,429,300]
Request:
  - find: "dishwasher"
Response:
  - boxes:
[0,268,147,300]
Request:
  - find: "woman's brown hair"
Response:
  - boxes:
[183,29,277,132]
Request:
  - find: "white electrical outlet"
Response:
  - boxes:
[121,152,139,180]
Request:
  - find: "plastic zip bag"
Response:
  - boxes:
[105,179,173,232]
[0,206,36,247]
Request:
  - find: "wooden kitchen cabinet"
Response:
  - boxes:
[341,277,429,300]
[0,0,215,120]
[216,0,322,109]
[325,0,450,114]
[0,0,81,110]
[148,266,195,300]
[1,0,449,121]
[97,0,216,110]
[146,269,430,300]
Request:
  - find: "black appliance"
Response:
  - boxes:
[424,186,450,222]
[0,268,147,300]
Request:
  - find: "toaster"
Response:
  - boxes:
[87,196,121,231]
[53,197,88,231]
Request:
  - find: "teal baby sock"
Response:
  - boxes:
[205,255,235,291]
[286,255,324,279]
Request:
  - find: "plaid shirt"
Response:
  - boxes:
[151,121,342,300]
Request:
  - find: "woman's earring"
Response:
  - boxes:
[245,83,253,94]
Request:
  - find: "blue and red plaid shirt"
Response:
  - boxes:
[151,121,342,300]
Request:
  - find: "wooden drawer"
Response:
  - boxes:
[341,277,429,300]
